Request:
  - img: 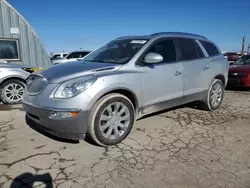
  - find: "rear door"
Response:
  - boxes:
[176,38,210,98]
[140,38,183,108]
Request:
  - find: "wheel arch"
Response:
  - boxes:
[93,87,139,111]
[0,76,26,88]
[214,74,226,86]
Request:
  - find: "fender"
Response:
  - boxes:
[86,83,140,111]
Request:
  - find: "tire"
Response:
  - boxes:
[87,93,135,146]
[199,79,224,111]
[0,79,25,105]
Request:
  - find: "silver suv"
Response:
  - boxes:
[0,63,32,105]
[23,32,229,146]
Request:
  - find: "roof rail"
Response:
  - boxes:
[150,32,207,39]
[116,36,137,39]
[116,35,149,40]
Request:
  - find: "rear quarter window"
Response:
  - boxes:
[200,40,220,56]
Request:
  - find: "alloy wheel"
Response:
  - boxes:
[2,83,25,103]
[209,82,223,107]
[99,102,131,140]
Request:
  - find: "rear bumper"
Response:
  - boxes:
[23,102,90,140]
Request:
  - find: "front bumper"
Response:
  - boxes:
[227,78,250,87]
[23,102,90,140]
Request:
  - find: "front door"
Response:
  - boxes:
[139,38,183,114]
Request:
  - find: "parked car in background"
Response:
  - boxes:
[50,53,68,61]
[52,51,91,65]
[0,63,39,105]
[23,32,228,146]
[223,52,241,64]
[227,55,250,88]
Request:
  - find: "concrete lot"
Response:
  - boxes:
[0,91,250,188]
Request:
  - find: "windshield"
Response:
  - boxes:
[83,39,148,64]
[233,55,250,65]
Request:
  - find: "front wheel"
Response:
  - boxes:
[199,79,224,111]
[87,93,135,146]
[0,79,25,105]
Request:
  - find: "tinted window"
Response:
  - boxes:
[67,52,82,59]
[234,55,250,65]
[177,38,200,61]
[195,42,205,58]
[52,54,61,59]
[147,39,177,63]
[81,52,90,57]
[200,40,220,56]
[84,39,148,64]
[0,39,20,60]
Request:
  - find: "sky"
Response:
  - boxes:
[8,0,250,53]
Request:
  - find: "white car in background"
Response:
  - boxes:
[50,52,68,61]
[52,51,91,65]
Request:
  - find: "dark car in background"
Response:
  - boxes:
[227,55,250,88]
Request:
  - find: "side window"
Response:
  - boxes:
[194,41,205,58]
[199,40,220,56]
[81,52,89,57]
[147,39,177,63]
[75,52,82,58]
[68,52,81,59]
[52,54,60,59]
[0,39,20,60]
[66,53,73,59]
[177,38,201,61]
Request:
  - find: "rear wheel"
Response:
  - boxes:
[0,79,25,105]
[199,79,224,111]
[87,93,135,146]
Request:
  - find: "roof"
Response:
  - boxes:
[69,50,91,53]
[150,32,207,39]
[116,32,207,40]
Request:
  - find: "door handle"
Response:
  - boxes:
[203,66,209,70]
[174,71,182,76]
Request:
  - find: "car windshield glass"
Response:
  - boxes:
[234,55,250,65]
[83,39,148,64]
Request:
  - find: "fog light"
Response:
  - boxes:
[49,111,79,120]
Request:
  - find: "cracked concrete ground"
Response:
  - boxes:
[0,90,250,188]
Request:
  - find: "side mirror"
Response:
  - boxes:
[144,52,163,64]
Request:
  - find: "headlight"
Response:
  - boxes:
[54,77,96,99]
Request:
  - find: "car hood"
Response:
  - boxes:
[229,64,250,72]
[39,61,123,83]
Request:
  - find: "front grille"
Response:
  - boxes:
[26,74,48,95]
